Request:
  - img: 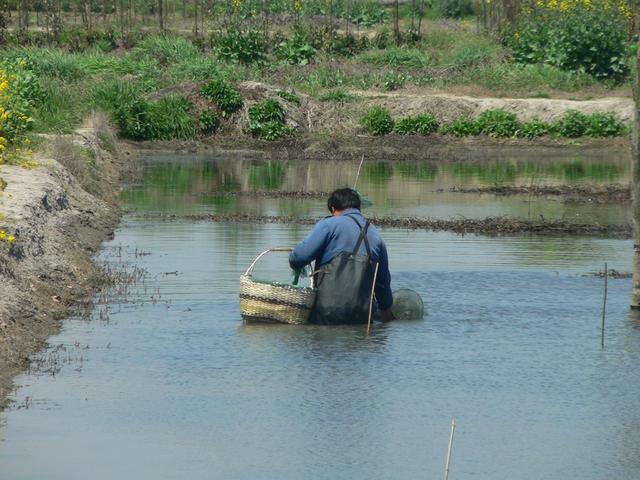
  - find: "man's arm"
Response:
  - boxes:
[289,221,330,270]
[375,242,393,316]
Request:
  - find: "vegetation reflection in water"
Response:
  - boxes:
[120,153,632,225]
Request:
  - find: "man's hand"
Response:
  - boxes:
[380,309,395,322]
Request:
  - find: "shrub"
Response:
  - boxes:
[439,0,474,18]
[511,0,629,80]
[441,118,480,137]
[360,106,394,135]
[148,95,195,140]
[585,112,628,137]
[200,79,243,116]
[278,90,301,105]
[276,31,316,65]
[394,114,439,135]
[213,30,268,65]
[198,110,220,134]
[519,119,550,139]
[112,95,154,140]
[475,109,520,137]
[248,99,291,140]
[552,110,589,137]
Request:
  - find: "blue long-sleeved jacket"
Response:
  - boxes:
[289,208,393,311]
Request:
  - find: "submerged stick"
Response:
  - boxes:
[601,262,608,349]
[367,262,380,332]
[445,418,456,480]
[354,155,365,190]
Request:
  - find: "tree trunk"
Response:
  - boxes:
[632,40,640,308]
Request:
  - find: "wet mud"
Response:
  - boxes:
[446,184,631,204]
[149,213,632,238]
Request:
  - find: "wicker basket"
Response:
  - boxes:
[239,248,316,324]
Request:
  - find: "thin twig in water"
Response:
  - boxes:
[601,262,608,349]
[445,418,456,480]
[353,155,365,190]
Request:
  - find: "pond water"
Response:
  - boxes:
[1,151,639,480]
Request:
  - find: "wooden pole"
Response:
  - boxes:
[367,262,379,331]
[601,262,608,349]
[632,36,640,308]
[444,418,456,480]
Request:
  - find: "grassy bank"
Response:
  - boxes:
[0,12,633,152]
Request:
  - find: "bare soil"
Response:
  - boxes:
[0,114,130,410]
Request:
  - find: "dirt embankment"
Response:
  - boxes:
[149,213,632,238]
[0,113,129,409]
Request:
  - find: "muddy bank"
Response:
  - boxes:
[128,133,632,164]
[0,114,128,409]
[446,184,631,203]
[148,213,632,238]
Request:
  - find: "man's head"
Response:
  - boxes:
[328,188,361,216]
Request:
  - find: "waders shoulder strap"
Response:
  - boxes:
[346,214,371,258]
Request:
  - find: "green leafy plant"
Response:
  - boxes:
[585,112,628,137]
[278,90,301,105]
[248,99,291,140]
[511,1,629,80]
[200,79,243,116]
[382,72,406,91]
[394,114,439,135]
[213,29,268,65]
[519,119,550,139]
[199,110,220,134]
[276,31,316,65]
[475,109,520,137]
[441,118,481,137]
[360,106,394,135]
[552,110,590,137]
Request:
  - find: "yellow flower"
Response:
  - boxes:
[0,230,6,240]
[7,235,15,244]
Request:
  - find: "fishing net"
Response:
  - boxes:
[391,289,424,320]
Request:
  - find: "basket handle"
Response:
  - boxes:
[244,248,293,276]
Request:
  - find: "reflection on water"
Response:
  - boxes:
[122,153,631,224]
[1,152,639,480]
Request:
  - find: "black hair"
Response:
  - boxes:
[328,188,361,212]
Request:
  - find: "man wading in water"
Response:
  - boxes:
[289,188,394,324]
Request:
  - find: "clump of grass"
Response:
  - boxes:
[147,95,196,140]
[200,78,243,116]
[277,90,301,105]
[0,177,7,192]
[130,36,200,67]
[394,114,439,135]
[360,106,394,135]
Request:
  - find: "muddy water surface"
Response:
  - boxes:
[1,152,639,480]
